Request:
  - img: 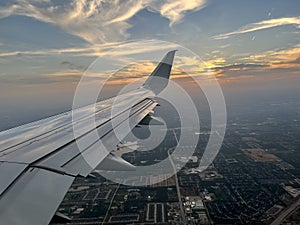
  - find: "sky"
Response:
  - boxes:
[0,0,299,130]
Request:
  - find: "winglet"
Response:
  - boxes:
[143,50,177,94]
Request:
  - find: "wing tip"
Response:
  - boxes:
[161,50,177,65]
[143,50,177,94]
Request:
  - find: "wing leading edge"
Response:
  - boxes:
[0,50,176,225]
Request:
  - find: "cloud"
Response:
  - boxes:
[48,58,190,85]
[213,17,300,39]
[0,0,206,45]
[95,40,178,57]
[0,40,178,66]
[209,44,300,80]
[2,62,152,85]
[61,61,86,71]
[210,63,267,71]
[197,61,268,80]
[0,47,94,58]
[246,44,300,68]
[150,0,206,26]
[209,44,300,83]
[0,46,79,59]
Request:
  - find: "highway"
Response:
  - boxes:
[168,149,186,224]
[101,184,120,224]
[168,129,186,224]
[270,196,300,225]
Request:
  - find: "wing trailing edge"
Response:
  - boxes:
[96,153,135,171]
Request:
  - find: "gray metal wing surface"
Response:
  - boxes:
[0,50,176,225]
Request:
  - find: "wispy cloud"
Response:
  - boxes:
[0,47,91,58]
[208,44,300,76]
[0,40,178,60]
[208,44,300,83]
[211,63,267,71]
[0,0,206,44]
[152,0,206,26]
[246,44,300,68]
[213,17,300,40]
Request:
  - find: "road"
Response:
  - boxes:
[168,149,186,224]
[101,184,120,224]
[169,129,186,224]
[270,196,300,225]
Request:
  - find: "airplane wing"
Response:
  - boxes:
[0,50,177,225]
